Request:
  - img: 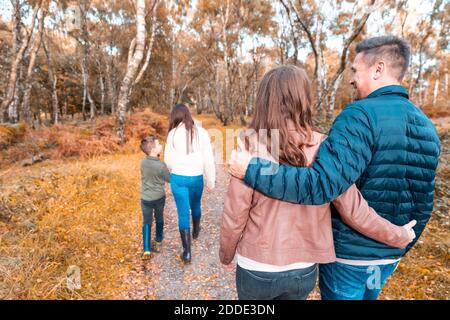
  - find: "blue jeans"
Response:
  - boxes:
[170,174,203,231]
[319,261,399,300]
[236,264,318,300]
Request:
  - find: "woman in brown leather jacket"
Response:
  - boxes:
[219,65,415,300]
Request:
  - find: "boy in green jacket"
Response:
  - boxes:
[140,136,170,260]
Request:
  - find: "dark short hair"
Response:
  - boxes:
[140,136,156,155]
[355,35,411,80]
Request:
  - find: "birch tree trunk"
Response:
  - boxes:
[281,0,374,117]
[169,31,176,107]
[116,0,147,143]
[220,0,232,126]
[22,8,45,125]
[411,0,441,102]
[81,54,96,120]
[78,1,96,121]
[316,0,375,115]
[7,0,22,124]
[0,2,41,123]
[81,61,87,120]
[418,79,424,106]
[106,60,116,115]
[432,77,439,107]
[315,19,325,115]
[444,58,448,99]
[327,73,343,120]
[8,67,22,124]
[11,0,21,56]
[88,85,95,120]
[99,75,105,115]
[43,35,59,125]
[280,0,321,113]
[133,0,158,87]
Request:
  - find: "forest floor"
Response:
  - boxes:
[0,114,448,300]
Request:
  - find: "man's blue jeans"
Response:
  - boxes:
[319,261,399,300]
[170,174,203,231]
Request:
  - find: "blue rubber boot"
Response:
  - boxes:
[142,224,151,260]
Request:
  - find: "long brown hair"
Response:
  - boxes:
[247,65,314,166]
[168,104,197,154]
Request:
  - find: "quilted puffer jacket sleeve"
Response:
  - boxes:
[332,184,411,249]
[244,104,375,205]
[405,136,441,253]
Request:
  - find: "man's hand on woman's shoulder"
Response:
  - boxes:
[228,149,252,179]
[228,137,253,179]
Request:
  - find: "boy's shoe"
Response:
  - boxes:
[141,251,152,260]
[153,241,162,253]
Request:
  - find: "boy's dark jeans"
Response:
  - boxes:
[141,196,165,243]
[236,264,318,300]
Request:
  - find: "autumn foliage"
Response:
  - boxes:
[0,109,168,168]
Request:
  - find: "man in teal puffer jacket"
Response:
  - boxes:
[229,36,441,300]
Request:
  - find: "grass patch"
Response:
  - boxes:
[0,155,142,299]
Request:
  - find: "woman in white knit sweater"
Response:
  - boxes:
[164,104,216,263]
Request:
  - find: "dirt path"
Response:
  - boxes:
[124,165,237,299]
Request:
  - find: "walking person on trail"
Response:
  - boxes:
[140,136,170,260]
[164,104,216,263]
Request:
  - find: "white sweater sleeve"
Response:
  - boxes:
[200,128,216,189]
[163,130,175,171]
